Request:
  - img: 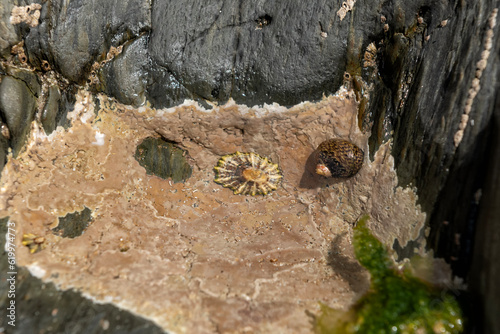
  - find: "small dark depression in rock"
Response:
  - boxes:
[135,136,192,183]
[255,14,272,29]
[52,207,93,238]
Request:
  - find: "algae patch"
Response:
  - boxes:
[52,207,93,238]
[315,215,463,334]
[134,136,192,183]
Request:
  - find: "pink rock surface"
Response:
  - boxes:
[0,88,426,333]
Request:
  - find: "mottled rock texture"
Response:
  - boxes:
[0,219,167,334]
[0,89,428,333]
[1,0,498,217]
[0,0,499,332]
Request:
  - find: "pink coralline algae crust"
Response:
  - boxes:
[0,89,428,333]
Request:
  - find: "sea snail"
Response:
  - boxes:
[315,139,364,178]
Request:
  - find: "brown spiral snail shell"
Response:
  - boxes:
[315,139,364,178]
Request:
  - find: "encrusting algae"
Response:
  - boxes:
[315,215,464,334]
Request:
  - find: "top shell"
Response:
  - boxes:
[315,139,364,178]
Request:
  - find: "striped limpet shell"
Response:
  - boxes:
[214,152,282,196]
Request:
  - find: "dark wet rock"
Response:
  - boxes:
[41,85,62,134]
[367,2,499,272]
[145,61,195,109]
[0,218,167,334]
[41,85,75,134]
[24,0,151,83]
[135,136,193,183]
[3,64,41,96]
[99,36,149,107]
[0,131,8,171]
[52,207,92,238]
[470,96,500,334]
[0,0,20,57]
[148,1,349,107]
[0,73,38,156]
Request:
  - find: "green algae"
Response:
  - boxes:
[315,215,463,334]
[52,207,93,238]
[134,136,192,183]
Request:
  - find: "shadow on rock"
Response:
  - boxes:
[327,233,370,294]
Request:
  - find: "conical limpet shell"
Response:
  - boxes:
[214,152,282,196]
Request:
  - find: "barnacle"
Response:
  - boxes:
[315,139,364,178]
[22,233,46,254]
[214,152,282,196]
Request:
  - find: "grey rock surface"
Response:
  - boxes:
[40,85,62,134]
[100,36,149,107]
[0,0,19,57]
[0,219,167,334]
[149,1,348,106]
[40,85,75,134]
[25,0,150,82]
[0,132,7,170]
[0,70,38,155]
[470,94,500,334]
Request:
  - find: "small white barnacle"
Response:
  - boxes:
[214,152,282,196]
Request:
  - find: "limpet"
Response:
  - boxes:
[214,152,282,196]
